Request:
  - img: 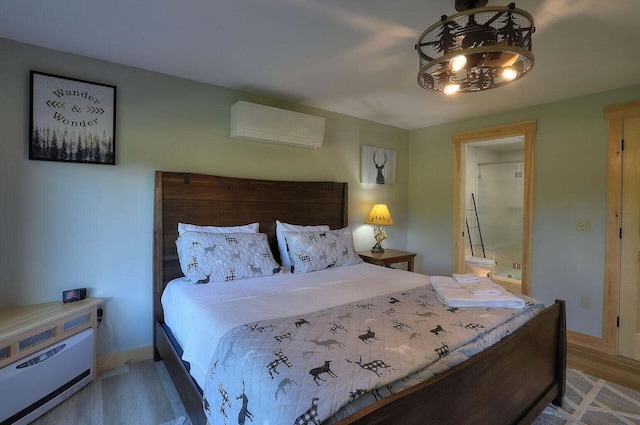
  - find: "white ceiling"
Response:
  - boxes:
[2,0,639,130]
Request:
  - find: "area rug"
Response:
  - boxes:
[533,368,640,424]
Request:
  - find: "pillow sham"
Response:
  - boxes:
[176,232,281,283]
[177,222,259,235]
[283,227,362,273]
[275,220,330,267]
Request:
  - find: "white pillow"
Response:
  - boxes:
[275,220,329,267]
[283,227,362,273]
[178,222,259,235]
[175,232,281,283]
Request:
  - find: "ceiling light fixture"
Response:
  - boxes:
[416,0,535,95]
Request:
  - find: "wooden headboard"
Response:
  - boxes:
[152,171,348,322]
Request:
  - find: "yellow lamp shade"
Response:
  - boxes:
[365,204,394,225]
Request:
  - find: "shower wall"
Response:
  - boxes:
[477,161,524,279]
[465,146,524,280]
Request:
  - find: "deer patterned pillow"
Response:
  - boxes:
[275,220,329,267]
[175,232,281,283]
[283,227,362,273]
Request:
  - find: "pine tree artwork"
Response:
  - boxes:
[29,71,116,165]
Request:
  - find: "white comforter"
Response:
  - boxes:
[161,263,431,388]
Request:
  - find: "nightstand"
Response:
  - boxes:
[358,249,417,272]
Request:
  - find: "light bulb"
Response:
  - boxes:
[450,55,467,72]
[444,84,460,95]
[502,67,518,80]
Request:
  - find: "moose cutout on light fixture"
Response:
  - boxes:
[416,1,535,94]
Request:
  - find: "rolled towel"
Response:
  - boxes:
[452,273,480,283]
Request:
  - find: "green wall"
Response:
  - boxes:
[0,38,409,354]
[408,86,640,337]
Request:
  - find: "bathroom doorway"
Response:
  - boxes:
[473,141,524,292]
[452,121,536,296]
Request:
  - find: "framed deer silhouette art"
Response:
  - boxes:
[360,145,397,185]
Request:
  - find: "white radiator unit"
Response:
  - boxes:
[0,328,94,425]
[230,101,325,149]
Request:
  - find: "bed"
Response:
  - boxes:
[152,171,566,425]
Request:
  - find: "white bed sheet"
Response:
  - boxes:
[161,263,430,388]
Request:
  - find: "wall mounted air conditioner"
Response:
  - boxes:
[0,328,94,425]
[230,101,325,149]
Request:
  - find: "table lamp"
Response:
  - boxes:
[365,203,394,253]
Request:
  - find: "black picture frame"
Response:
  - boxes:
[29,71,117,165]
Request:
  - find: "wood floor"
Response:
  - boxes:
[568,342,640,392]
[27,358,640,425]
[30,360,188,425]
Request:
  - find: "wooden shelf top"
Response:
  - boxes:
[357,249,416,260]
[0,298,103,340]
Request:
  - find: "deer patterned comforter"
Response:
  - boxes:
[203,283,542,425]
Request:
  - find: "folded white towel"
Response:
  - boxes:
[452,273,480,283]
[430,276,525,309]
[466,284,502,296]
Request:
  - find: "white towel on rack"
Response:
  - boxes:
[430,276,525,309]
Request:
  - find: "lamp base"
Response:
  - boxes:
[371,225,387,254]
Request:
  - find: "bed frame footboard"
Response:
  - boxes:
[335,300,566,425]
[154,300,565,425]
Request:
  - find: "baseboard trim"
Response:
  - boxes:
[568,341,640,392]
[97,345,153,372]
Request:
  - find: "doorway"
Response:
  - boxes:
[452,121,536,296]
[475,141,524,291]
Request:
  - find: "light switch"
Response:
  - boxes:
[576,218,592,231]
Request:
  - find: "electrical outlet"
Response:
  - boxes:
[576,218,592,231]
[580,295,592,309]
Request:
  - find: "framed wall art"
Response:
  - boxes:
[361,145,397,185]
[30,71,117,165]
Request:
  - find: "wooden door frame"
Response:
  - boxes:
[452,120,536,296]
